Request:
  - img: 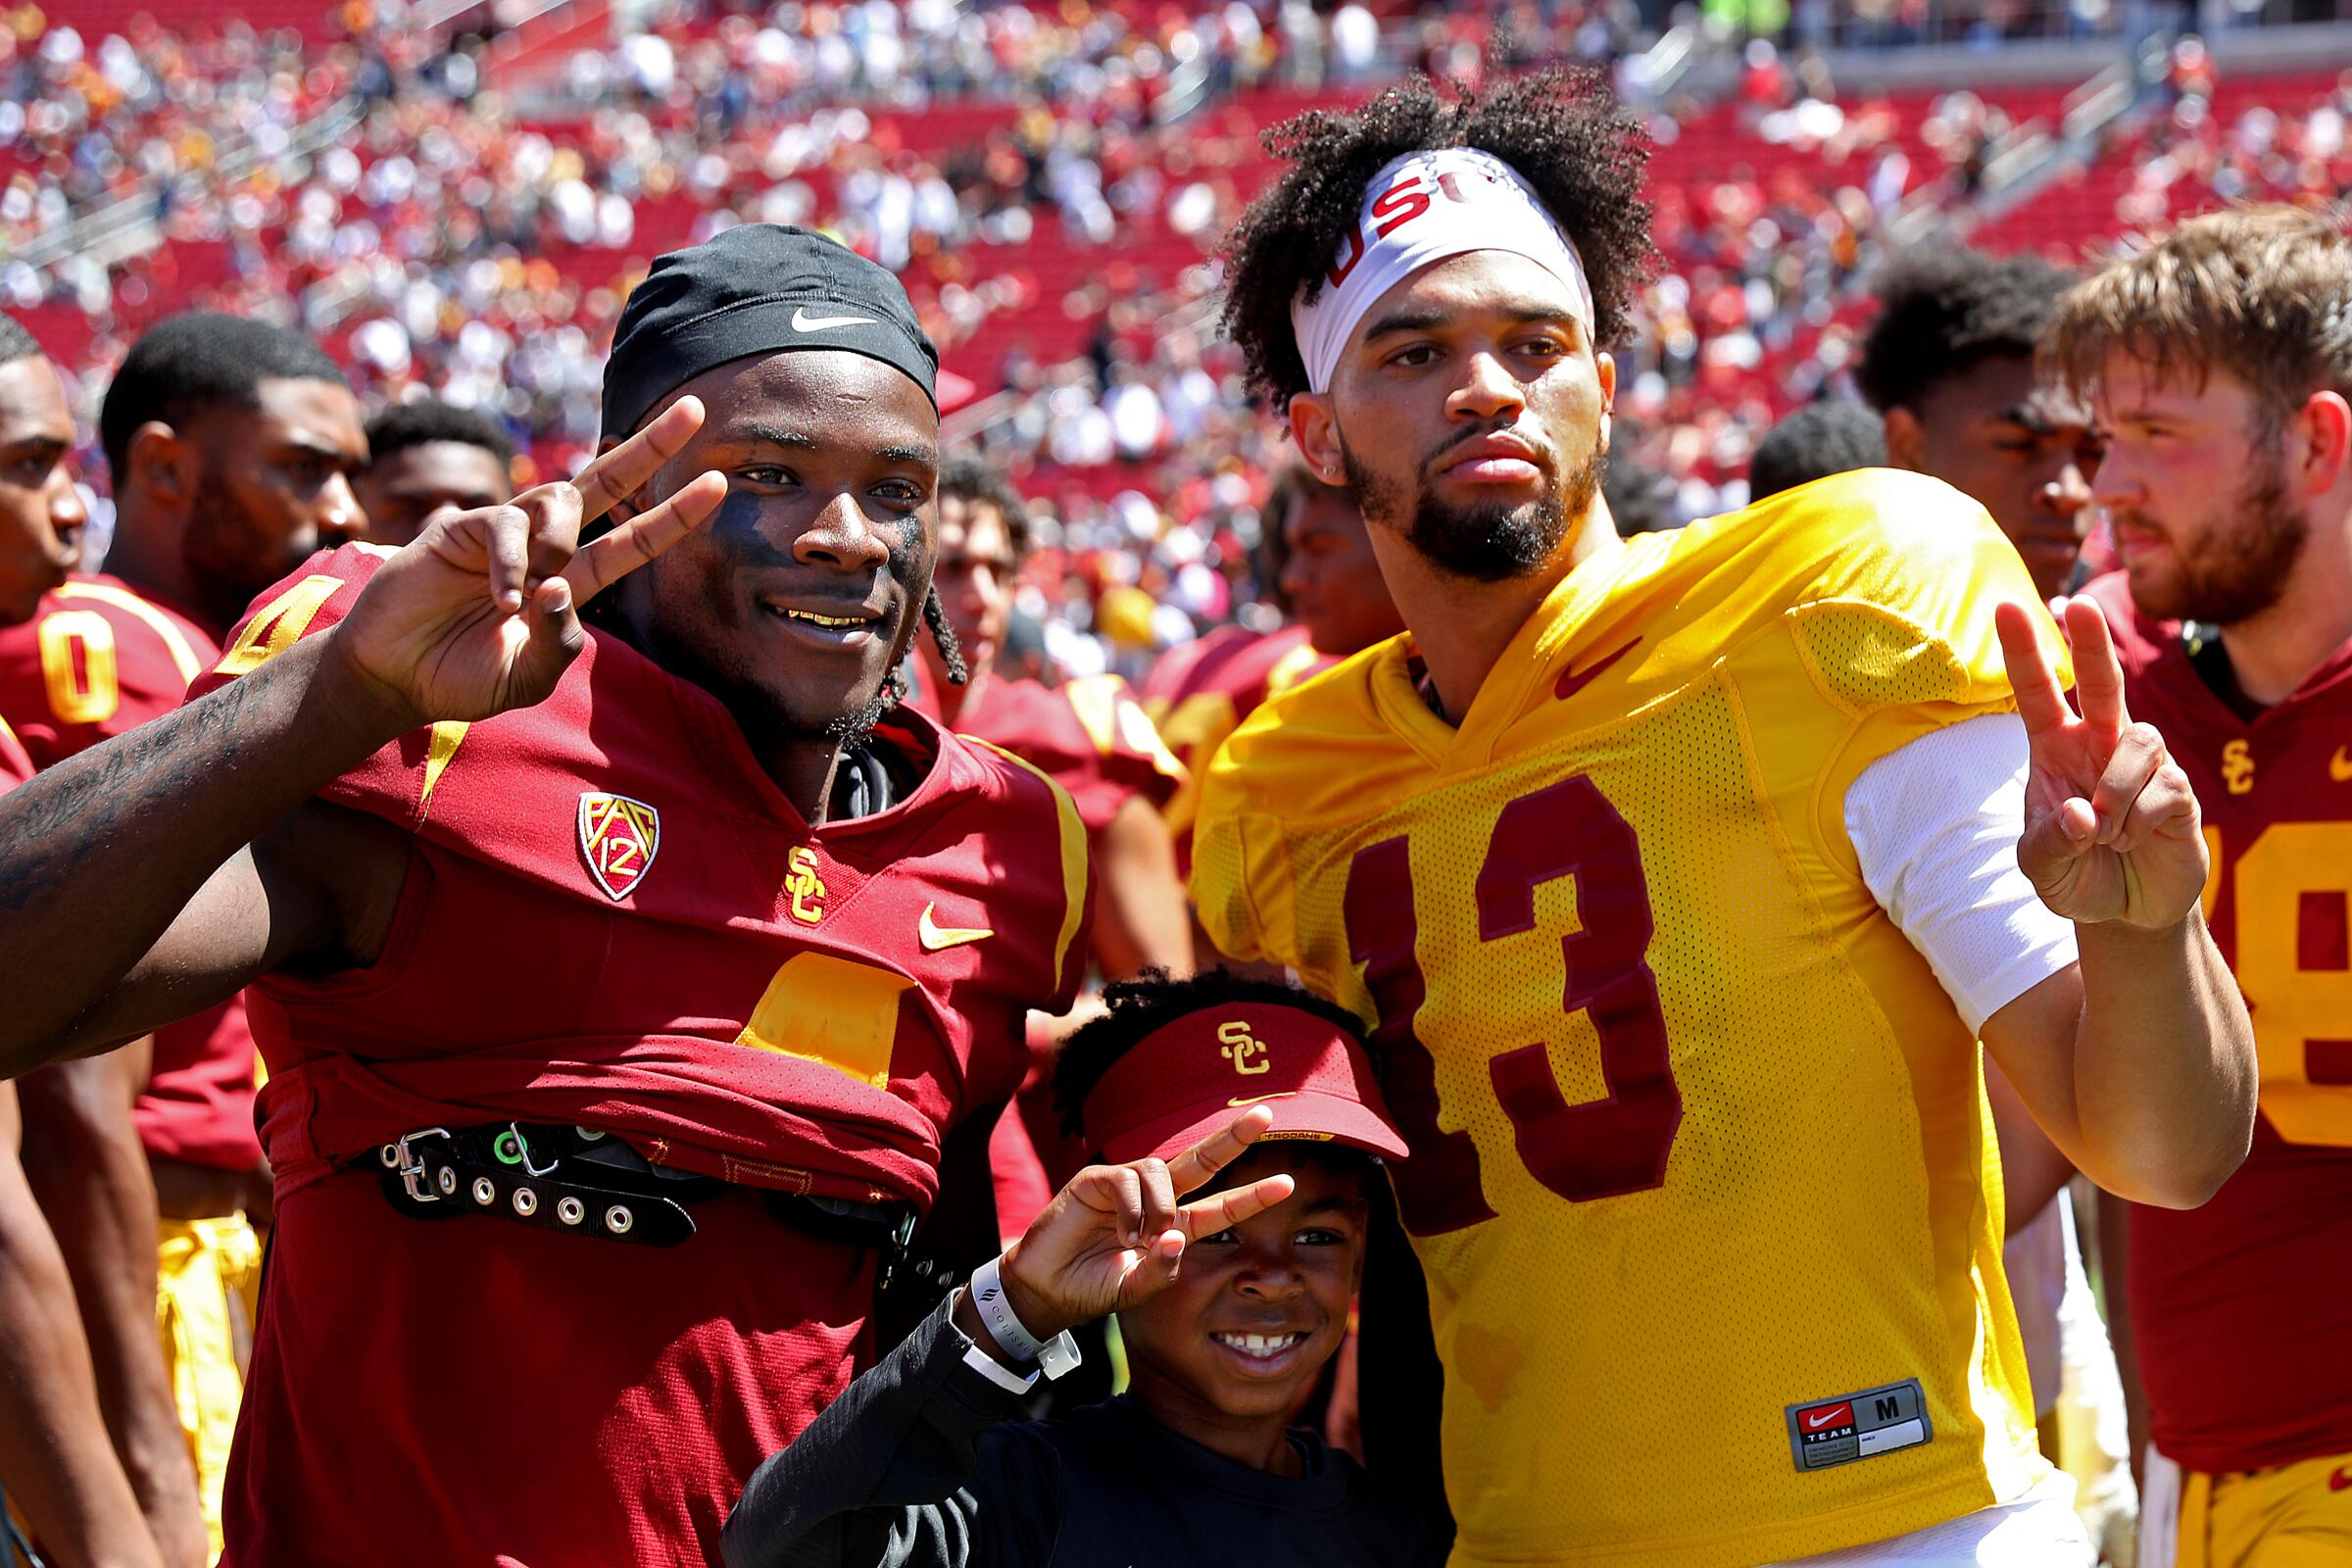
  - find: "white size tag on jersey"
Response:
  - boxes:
[1786,1379,1933,1472]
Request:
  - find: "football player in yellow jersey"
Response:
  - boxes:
[1196,68,2258,1568]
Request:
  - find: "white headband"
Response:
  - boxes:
[1289,147,1595,396]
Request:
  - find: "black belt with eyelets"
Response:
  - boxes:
[374,1123,710,1246]
[370,1122,929,1270]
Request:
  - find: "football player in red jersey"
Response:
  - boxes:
[902,457,1189,1289]
[1143,466,1402,878]
[0,226,1093,1566]
[0,312,368,1564]
[909,457,1189,981]
[0,313,179,1568]
[2048,206,2352,1568]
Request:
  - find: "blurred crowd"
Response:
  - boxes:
[3,0,2346,684]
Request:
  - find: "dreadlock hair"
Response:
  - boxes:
[0,312,40,368]
[1220,65,1659,415]
[920,582,967,686]
[1854,248,2077,415]
[1054,967,1376,1152]
[904,451,1023,694]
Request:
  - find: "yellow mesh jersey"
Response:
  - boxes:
[1193,470,2052,1568]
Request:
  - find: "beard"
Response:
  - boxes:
[1342,427,1601,583]
[182,470,304,619]
[2125,452,2308,626]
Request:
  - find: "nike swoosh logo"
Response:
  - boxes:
[2331,746,2352,783]
[1805,1411,1841,1429]
[918,903,993,951]
[1554,636,1642,702]
[2332,1464,2352,1493]
[1228,1092,1298,1108]
[792,306,877,331]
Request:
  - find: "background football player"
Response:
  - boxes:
[0,312,181,1568]
[2050,204,2352,1568]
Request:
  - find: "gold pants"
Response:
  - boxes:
[156,1214,262,1566]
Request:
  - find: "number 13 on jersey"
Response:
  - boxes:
[1344,774,1684,1237]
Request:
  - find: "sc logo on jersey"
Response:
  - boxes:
[786,846,827,925]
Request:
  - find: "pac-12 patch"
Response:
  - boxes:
[578,792,661,903]
[1786,1379,1931,1472]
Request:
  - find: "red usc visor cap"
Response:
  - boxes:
[1083,1002,1410,1168]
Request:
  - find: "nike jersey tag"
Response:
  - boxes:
[1786,1379,1931,1472]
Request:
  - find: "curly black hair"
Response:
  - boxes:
[1854,248,2078,415]
[1747,397,1886,501]
[936,454,1034,563]
[1053,967,1375,1147]
[1219,65,1659,415]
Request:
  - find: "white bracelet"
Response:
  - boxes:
[968,1255,1045,1358]
[967,1255,1082,1381]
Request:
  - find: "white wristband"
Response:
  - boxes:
[967,1255,1082,1381]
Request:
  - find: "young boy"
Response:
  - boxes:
[720,971,1438,1568]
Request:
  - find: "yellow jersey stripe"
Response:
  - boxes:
[968,736,1091,993]
[417,721,470,820]
[56,581,202,686]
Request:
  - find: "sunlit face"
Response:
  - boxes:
[0,355,87,625]
[1119,1148,1368,1426]
[1295,250,1614,585]
[605,350,939,747]
[2091,352,2306,626]
[177,376,368,622]
[357,439,513,548]
[1277,482,1401,658]
[923,493,1017,684]
[1892,353,2102,600]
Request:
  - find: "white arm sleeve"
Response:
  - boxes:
[1842,712,2079,1036]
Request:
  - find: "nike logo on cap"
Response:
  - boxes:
[792,306,877,331]
[2330,746,2352,783]
[1228,1092,1297,1108]
[918,903,993,951]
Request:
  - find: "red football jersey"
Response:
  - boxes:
[190,544,1093,1208]
[0,574,264,1171]
[2089,572,2352,1473]
[1140,623,1334,873]
[192,545,1093,1564]
[903,668,1181,1235]
[906,668,1183,834]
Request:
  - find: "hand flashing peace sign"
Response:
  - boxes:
[1994,596,2209,930]
[332,397,729,729]
[990,1105,1297,1345]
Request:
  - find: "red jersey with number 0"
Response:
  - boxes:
[2086,571,2352,1474]
[0,574,263,1171]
